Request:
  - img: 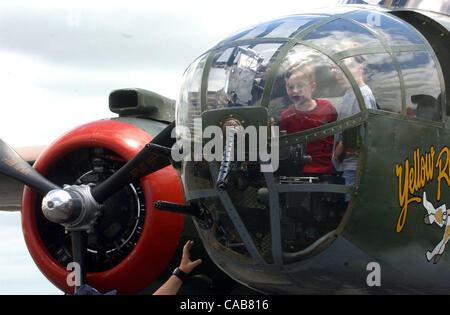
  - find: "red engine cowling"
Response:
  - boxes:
[21,119,184,294]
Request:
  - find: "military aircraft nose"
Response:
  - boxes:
[174,6,445,293]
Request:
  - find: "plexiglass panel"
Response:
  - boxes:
[350,11,424,45]
[207,43,283,110]
[303,19,382,53]
[333,56,378,117]
[195,197,255,264]
[396,51,442,121]
[219,15,327,45]
[268,45,382,177]
[300,5,362,15]
[354,53,401,113]
[181,160,214,192]
[188,161,274,264]
[176,54,207,139]
[270,45,342,174]
[279,188,346,262]
[270,45,344,120]
[225,168,274,263]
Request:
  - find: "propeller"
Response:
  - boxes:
[91,121,175,203]
[0,121,176,293]
[0,139,60,195]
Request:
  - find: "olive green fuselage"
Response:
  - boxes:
[340,110,450,293]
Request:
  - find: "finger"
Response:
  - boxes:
[182,241,194,261]
[190,259,202,269]
[181,261,200,274]
[183,240,194,253]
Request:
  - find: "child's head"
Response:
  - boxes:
[332,41,366,87]
[285,61,317,108]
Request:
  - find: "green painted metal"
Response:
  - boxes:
[201,107,268,130]
[111,116,168,137]
[343,110,449,270]
[200,52,216,113]
[279,112,364,147]
[109,88,175,123]
[334,44,426,60]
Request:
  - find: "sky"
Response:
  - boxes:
[0,211,63,294]
[0,0,343,295]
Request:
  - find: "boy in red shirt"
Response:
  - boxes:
[279,61,338,174]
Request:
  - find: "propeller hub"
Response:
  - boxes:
[41,185,101,232]
[42,189,82,224]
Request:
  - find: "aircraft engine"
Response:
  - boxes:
[21,119,184,294]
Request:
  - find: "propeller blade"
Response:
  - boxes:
[90,121,176,203]
[0,139,59,195]
[71,230,88,293]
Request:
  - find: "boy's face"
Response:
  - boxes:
[285,72,316,108]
